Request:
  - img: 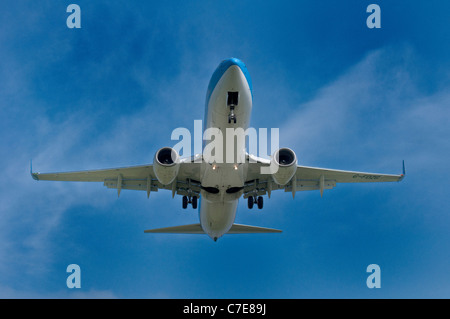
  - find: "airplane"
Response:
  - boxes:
[31,58,405,241]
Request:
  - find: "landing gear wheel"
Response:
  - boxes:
[192,196,198,209]
[248,196,254,209]
[257,196,263,209]
[228,115,236,124]
[182,196,188,209]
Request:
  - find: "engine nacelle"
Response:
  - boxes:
[271,148,297,186]
[153,147,180,185]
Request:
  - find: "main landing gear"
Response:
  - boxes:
[182,195,198,209]
[248,195,263,209]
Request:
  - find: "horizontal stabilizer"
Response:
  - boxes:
[144,223,282,234]
[144,223,204,234]
[227,224,282,234]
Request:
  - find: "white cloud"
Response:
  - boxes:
[280,45,450,173]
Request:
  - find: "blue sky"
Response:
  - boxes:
[0,0,449,298]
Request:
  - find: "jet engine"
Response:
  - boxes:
[271,148,297,186]
[153,147,180,185]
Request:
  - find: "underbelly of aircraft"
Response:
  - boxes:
[199,191,239,241]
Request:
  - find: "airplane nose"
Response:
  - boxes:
[223,57,245,67]
[206,57,253,103]
[220,64,247,92]
[225,65,242,81]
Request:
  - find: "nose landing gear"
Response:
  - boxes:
[228,106,237,124]
[227,91,238,124]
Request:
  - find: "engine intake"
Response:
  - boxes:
[271,148,297,186]
[153,147,180,185]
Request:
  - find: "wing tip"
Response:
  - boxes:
[30,160,39,180]
[399,160,406,182]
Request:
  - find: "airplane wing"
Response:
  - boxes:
[244,156,405,199]
[31,156,202,198]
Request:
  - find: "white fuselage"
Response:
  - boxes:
[199,59,253,241]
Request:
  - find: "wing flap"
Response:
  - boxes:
[285,179,336,192]
[104,178,158,191]
[31,158,203,197]
[244,158,405,198]
[296,165,404,183]
[32,165,154,182]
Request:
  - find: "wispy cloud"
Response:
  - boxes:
[280,45,450,173]
[0,3,218,296]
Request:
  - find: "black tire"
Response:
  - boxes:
[182,196,188,209]
[257,196,263,209]
[192,196,198,209]
[248,196,254,209]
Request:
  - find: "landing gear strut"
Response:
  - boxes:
[228,106,237,124]
[227,91,238,124]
